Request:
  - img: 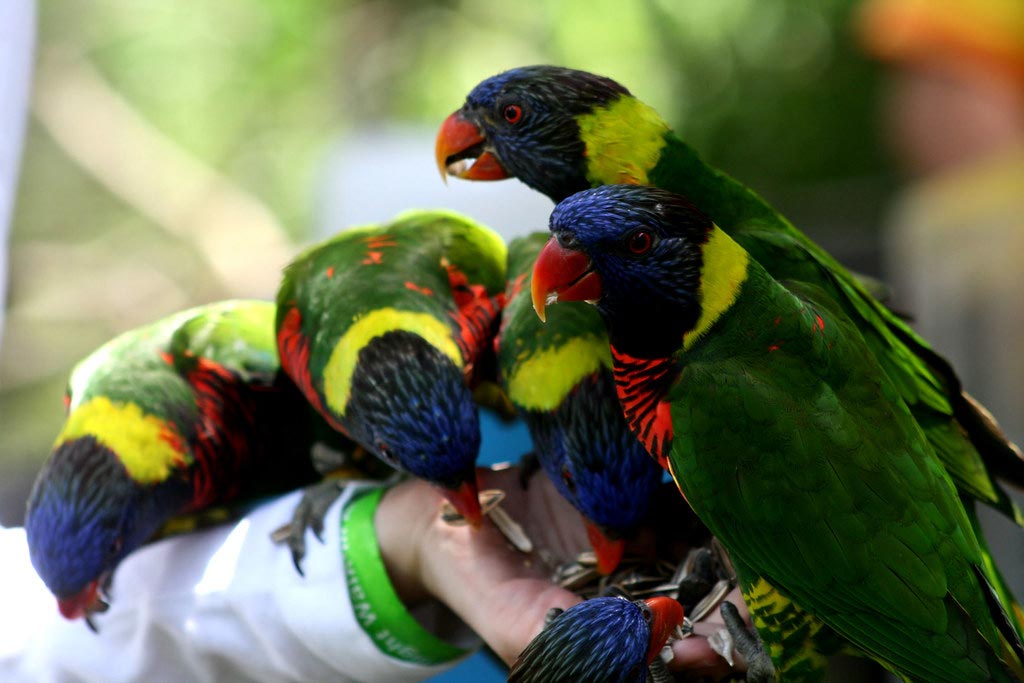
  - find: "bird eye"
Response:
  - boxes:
[639,602,653,624]
[376,441,398,466]
[503,104,523,124]
[627,229,653,254]
[560,466,577,493]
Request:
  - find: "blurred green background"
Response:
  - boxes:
[2,0,894,525]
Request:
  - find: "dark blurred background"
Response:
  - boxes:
[2,0,1022,680]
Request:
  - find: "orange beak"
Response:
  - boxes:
[443,479,483,527]
[531,236,602,322]
[435,111,509,182]
[584,519,626,576]
[643,596,685,664]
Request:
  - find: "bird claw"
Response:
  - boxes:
[272,479,346,576]
[720,600,775,683]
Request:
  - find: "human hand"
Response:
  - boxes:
[374,464,751,679]
[375,464,586,664]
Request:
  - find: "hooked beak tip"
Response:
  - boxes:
[445,480,483,527]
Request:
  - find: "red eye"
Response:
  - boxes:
[503,104,522,124]
[561,466,576,493]
[628,229,653,254]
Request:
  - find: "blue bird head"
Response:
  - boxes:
[436,65,630,201]
[526,369,663,574]
[533,185,715,359]
[509,595,684,683]
[25,436,189,621]
[345,329,482,523]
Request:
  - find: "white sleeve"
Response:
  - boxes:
[0,486,478,683]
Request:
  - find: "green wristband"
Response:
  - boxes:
[340,487,470,665]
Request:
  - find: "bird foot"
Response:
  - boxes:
[720,600,775,683]
[271,479,345,576]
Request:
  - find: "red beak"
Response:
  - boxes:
[435,111,509,182]
[531,237,602,322]
[643,596,685,664]
[57,579,102,621]
[443,479,483,527]
[584,519,626,576]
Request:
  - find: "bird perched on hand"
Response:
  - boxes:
[531,184,1024,682]
[436,65,1024,540]
[499,232,663,574]
[25,300,323,628]
[276,210,507,528]
[508,595,684,683]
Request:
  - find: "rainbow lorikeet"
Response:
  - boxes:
[436,65,1024,534]
[508,595,684,683]
[275,209,507,527]
[25,300,324,628]
[499,232,662,574]
[531,185,1024,682]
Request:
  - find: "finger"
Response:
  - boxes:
[669,633,737,679]
[419,499,582,665]
[477,465,589,565]
[666,586,752,678]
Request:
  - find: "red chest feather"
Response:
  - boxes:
[611,346,675,469]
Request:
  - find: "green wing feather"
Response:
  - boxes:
[66,300,279,437]
[278,210,506,393]
[647,133,1024,527]
[668,269,1022,681]
[167,299,280,384]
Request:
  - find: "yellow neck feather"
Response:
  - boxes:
[683,226,749,350]
[505,332,612,411]
[577,96,669,187]
[56,396,191,483]
[323,307,463,416]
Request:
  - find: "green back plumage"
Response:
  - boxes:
[166,300,281,384]
[669,264,1022,681]
[66,300,280,443]
[277,209,507,420]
